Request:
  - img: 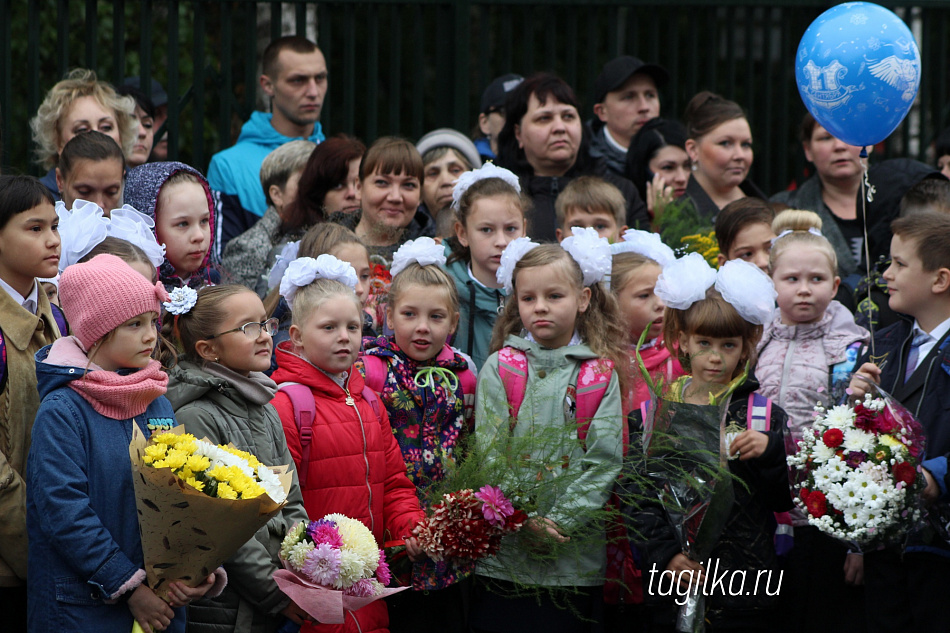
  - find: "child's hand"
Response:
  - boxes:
[666,553,705,591]
[526,517,570,544]
[646,173,675,222]
[729,430,768,460]
[404,537,427,562]
[848,363,881,401]
[922,467,940,504]
[281,600,311,625]
[843,553,863,585]
[165,575,214,607]
[128,584,174,633]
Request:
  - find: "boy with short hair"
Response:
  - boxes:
[850,211,950,631]
[0,174,62,630]
[554,175,627,242]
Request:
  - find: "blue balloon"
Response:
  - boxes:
[796,2,920,148]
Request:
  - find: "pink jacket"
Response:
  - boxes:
[755,301,868,444]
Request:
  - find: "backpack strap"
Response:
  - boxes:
[276,382,316,488]
[497,347,529,426]
[50,302,68,337]
[575,358,616,447]
[0,329,6,395]
[361,386,382,420]
[360,354,389,393]
[746,392,772,431]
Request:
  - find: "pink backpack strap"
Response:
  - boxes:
[575,358,615,446]
[276,382,316,488]
[360,354,389,393]
[361,386,382,420]
[746,392,772,431]
[497,347,529,427]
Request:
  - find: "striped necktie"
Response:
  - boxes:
[904,330,931,383]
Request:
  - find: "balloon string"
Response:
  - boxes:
[860,146,875,359]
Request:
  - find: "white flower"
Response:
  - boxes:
[654,252,717,310]
[55,199,109,271]
[280,254,358,308]
[611,229,675,267]
[824,405,855,429]
[280,522,306,559]
[163,286,198,316]
[451,162,521,209]
[257,465,287,504]
[714,259,777,325]
[843,428,875,453]
[287,541,315,570]
[561,227,612,287]
[108,205,166,267]
[496,237,539,292]
[812,442,836,464]
[390,237,446,277]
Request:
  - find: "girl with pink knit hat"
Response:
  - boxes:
[26,254,224,633]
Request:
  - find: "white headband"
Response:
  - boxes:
[496,237,539,293]
[771,227,823,245]
[107,205,166,267]
[390,237,446,277]
[451,162,521,210]
[655,254,775,325]
[610,229,676,267]
[279,254,358,309]
[55,200,109,272]
[561,227,612,287]
[267,241,300,292]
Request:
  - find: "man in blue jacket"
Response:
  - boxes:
[208,36,326,259]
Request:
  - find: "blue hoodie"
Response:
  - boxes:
[26,344,184,632]
[207,112,325,253]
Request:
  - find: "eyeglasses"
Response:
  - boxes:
[207,317,279,340]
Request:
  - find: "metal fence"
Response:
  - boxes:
[2,0,949,194]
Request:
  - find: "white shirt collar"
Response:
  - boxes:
[603,127,629,154]
[911,316,950,363]
[525,330,582,348]
[0,277,39,314]
[466,265,489,289]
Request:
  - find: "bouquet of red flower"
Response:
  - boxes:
[788,384,927,546]
[413,485,528,562]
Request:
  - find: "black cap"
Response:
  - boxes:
[480,74,524,115]
[122,76,168,108]
[593,56,669,105]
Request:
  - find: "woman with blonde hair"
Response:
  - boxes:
[30,69,137,200]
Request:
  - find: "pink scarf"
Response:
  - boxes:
[45,336,169,419]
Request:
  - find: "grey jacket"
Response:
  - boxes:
[221,206,281,291]
[166,361,308,633]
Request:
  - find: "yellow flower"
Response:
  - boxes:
[144,444,168,461]
[173,437,197,455]
[152,432,179,446]
[217,482,238,500]
[224,447,261,469]
[185,477,204,492]
[879,434,906,454]
[206,465,231,482]
[162,449,188,470]
[185,455,210,473]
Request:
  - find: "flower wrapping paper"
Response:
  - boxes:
[128,424,291,599]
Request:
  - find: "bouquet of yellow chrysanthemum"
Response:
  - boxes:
[129,425,291,600]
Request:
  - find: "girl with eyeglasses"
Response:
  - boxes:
[161,284,311,631]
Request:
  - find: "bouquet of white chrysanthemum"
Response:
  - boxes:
[788,387,926,546]
[274,515,407,623]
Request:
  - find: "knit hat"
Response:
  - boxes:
[59,254,170,349]
[416,128,483,170]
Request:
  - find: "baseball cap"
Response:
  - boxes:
[480,74,524,115]
[593,56,669,105]
[122,76,168,108]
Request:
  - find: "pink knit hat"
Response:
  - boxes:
[60,254,170,349]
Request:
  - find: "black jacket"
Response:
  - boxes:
[680,175,766,222]
[621,376,792,628]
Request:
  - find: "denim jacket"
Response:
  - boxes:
[26,345,184,632]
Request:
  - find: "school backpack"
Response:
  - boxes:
[0,302,68,395]
[495,347,641,602]
[360,351,478,420]
[640,392,794,558]
[277,382,381,488]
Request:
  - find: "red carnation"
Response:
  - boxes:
[822,428,844,448]
[853,403,876,432]
[893,462,916,486]
[804,489,827,518]
[873,408,900,435]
